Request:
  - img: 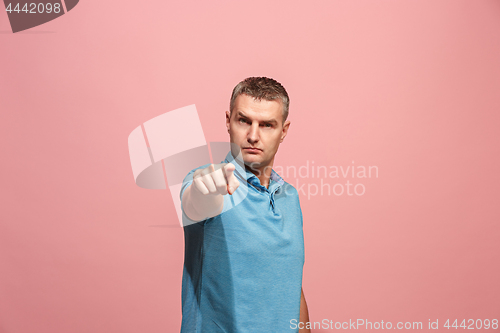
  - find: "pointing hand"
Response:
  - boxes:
[192,163,240,196]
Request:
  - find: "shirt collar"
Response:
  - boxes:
[223,150,284,191]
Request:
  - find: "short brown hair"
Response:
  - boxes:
[229,77,290,122]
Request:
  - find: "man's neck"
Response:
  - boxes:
[247,163,273,189]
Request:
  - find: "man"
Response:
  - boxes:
[180,77,310,332]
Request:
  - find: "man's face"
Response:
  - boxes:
[226,94,290,171]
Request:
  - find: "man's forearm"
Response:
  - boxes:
[299,288,311,333]
[182,183,224,222]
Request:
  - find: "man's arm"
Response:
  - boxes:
[299,287,311,333]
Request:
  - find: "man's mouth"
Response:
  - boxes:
[242,147,262,153]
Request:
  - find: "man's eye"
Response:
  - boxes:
[239,118,247,124]
[262,123,272,128]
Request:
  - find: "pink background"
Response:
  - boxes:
[1,1,499,332]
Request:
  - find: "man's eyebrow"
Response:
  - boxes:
[236,111,278,125]
[237,111,249,118]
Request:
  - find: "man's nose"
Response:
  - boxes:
[247,123,260,144]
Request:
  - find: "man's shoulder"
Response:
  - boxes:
[278,180,301,199]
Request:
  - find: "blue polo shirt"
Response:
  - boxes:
[179,151,305,333]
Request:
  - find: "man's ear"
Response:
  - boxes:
[280,120,291,143]
[226,111,231,133]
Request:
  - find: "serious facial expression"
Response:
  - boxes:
[226,94,290,172]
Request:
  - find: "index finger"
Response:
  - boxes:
[223,163,240,195]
